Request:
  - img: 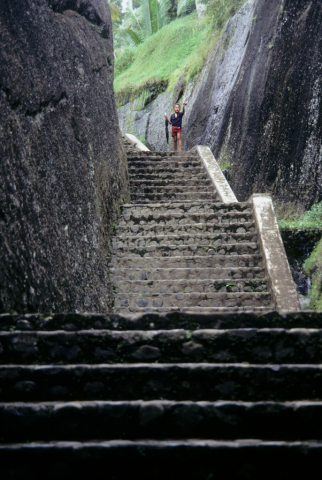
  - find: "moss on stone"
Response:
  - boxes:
[303,238,322,311]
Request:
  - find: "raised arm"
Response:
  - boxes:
[182,101,188,115]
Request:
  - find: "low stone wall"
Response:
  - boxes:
[251,195,301,311]
[193,146,238,204]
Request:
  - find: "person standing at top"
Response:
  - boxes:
[164,101,188,152]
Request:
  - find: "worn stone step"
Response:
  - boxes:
[127,153,198,160]
[2,363,322,402]
[129,185,215,195]
[117,211,254,229]
[110,254,263,269]
[6,327,322,365]
[115,222,256,236]
[112,232,258,248]
[130,192,219,203]
[113,278,268,294]
[115,292,271,310]
[129,179,212,188]
[131,172,209,181]
[3,400,322,443]
[112,266,266,281]
[129,164,204,174]
[112,243,260,258]
[1,439,321,480]
[122,202,251,215]
[128,160,202,170]
[3,312,321,332]
[122,306,272,314]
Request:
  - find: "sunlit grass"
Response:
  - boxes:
[114,13,215,98]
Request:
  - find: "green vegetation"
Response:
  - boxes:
[121,0,171,46]
[278,202,322,230]
[114,0,248,106]
[303,238,322,311]
[115,13,215,102]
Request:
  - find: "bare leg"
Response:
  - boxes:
[173,135,177,151]
[177,133,182,152]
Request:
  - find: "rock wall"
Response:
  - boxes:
[0,0,129,313]
[212,0,322,206]
[119,0,322,208]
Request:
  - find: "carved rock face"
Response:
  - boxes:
[0,0,129,313]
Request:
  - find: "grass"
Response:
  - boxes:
[114,0,249,106]
[114,13,216,104]
[278,202,322,230]
[303,238,322,311]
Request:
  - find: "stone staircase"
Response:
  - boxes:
[1,139,311,479]
[1,311,322,479]
[110,138,272,314]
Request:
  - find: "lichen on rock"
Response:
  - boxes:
[0,0,129,313]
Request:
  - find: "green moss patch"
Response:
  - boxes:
[303,238,322,311]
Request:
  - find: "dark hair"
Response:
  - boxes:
[174,103,180,107]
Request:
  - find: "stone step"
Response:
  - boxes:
[127,153,198,160]
[115,222,256,236]
[117,211,254,229]
[129,185,215,195]
[2,400,322,443]
[122,202,251,215]
[112,266,266,281]
[110,254,263,269]
[3,326,319,364]
[1,439,320,479]
[115,292,271,310]
[112,232,258,248]
[130,192,219,203]
[113,278,268,294]
[112,243,260,258]
[122,306,272,314]
[5,327,322,365]
[1,363,322,402]
[2,312,321,332]
[129,178,212,188]
[130,172,209,181]
[128,159,202,169]
[128,165,204,174]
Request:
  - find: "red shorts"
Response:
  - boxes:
[172,126,182,137]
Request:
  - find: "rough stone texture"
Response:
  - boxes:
[1,440,322,480]
[1,310,322,478]
[281,229,322,304]
[2,400,322,442]
[112,140,273,314]
[211,0,322,206]
[1,311,322,331]
[0,0,129,313]
[118,90,173,152]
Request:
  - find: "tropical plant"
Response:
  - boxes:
[109,1,122,22]
[120,0,171,46]
[177,0,199,17]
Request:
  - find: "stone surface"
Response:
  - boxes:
[213,0,322,206]
[1,439,322,480]
[251,195,301,311]
[194,146,238,203]
[1,310,322,478]
[0,0,129,313]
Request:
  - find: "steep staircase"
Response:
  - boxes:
[110,139,272,314]
[1,139,317,479]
